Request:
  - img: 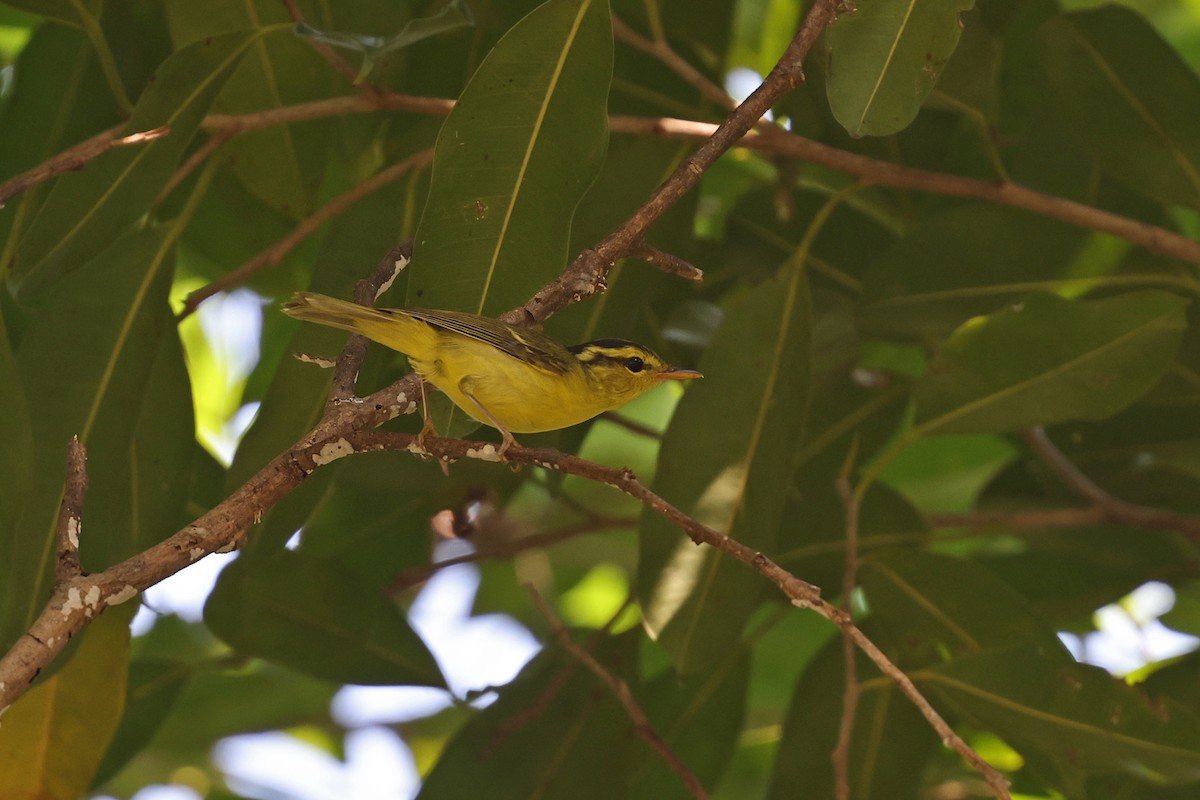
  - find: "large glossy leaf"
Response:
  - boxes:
[0,307,31,535]
[0,604,135,800]
[824,0,975,137]
[1039,6,1200,210]
[630,650,749,798]
[920,646,1200,784]
[639,258,812,675]
[913,291,1189,435]
[2,227,176,655]
[204,549,445,686]
[163,1,346,216]
[10,30,256,294]
[91,657,192,789]
[0,24,119,274]
[417,633,636,799]
[408,0,613,316]
[860,549,1067,661]
[861,205,1085,342]
[768,632,939,799]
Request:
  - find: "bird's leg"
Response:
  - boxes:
[460,384,520,459]
[415,381,452,476]
[416,380,438,450]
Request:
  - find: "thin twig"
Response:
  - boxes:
[55,438,89,582]
[387,516,635,596]
[155,126,237,206]
[611,16,737,115]
[279,0,382,101]
[629,243,704,281]
[525,584,710,800]
[0,126,168,208]
[178,149,434,319]
[597,411,663,439]
[1020,427,1200,540]
[513,0,842,327]
[833,441,862,800]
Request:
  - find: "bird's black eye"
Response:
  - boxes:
[625,356,645,373]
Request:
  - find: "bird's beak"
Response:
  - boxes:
[656,368,703,381]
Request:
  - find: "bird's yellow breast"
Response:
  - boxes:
[410,336,607,433]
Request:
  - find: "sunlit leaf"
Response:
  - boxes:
[0,604,136,800]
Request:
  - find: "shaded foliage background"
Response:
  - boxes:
[1,0,1200,798]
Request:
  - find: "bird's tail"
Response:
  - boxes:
[281,292,438,359]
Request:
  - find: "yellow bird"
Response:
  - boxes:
[282,292,702,452]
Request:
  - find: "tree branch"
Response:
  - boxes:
[0,126,168,208]
[833,444,862,800]
[177,150,434,319]
[1020,427,1200,540]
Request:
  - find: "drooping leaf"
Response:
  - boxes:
[921,646,1200,785]
[913,291,1190,435]
[0,306,31,536]
[3,227,176,655]
[630,649,749,799]
[860,549,1068,661]
[417,632,636,799]
[861,205,1085,342]
[1039,6,1200,210]
[639,257,812,675]
[204,548,445,686]
[11,30,256,294]
[768,631,940,799]
[408,0,613,316]
[91,657,192,789]
[0,24,121,270]
[0,604,136,800]
[824,0,976,137]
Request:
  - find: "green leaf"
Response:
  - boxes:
[227,173,417,489]
[0,603,136,800]
[0,24,121,272]
[408,0,613,316]
[639,258,812,675]
[824,0,975,137]
[162,0,344,216]
[417,633,637,799]
[920,646,1200,784]
[1039,6,1200,210]
[204,549,445,687]
[913,291,1190,435]
[861,549,1068,661]
[0,305,32,534]
[631,650,749,799]
[11,30,256,294]
[768,632,939,799]
[3,227,176,654]
[91,657,192,789]
[861,205,1085,342]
